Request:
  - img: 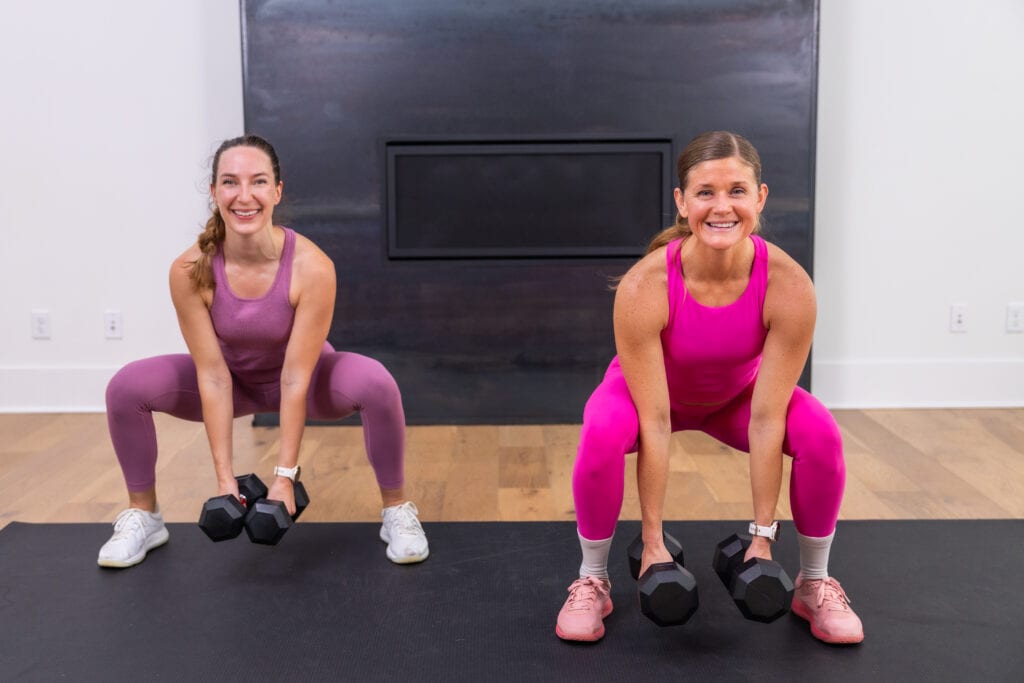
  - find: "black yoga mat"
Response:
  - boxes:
[1,519,1021,681]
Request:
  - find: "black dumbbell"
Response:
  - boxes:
[198,473,268,542]
[630,533,699,626]
[712,533,794,623]
[244,481,310,545]
[627,531,686,580]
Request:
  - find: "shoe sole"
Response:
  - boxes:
[386,547,430,564]
[380,527,429,564]
[791,599,864,644]
[97,528,170,569]
[555,598,614,642]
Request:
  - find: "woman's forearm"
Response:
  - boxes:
[276,381,310,469]
[748,419,785,525]
[198,376,236,487]
[636,425,672,546]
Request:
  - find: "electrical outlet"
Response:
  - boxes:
[31,309,51,339]
[949,304,967,333]
[104,310,124,339]
[1008,303,1024,333]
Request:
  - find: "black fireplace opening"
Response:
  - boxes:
[385,139,674,259]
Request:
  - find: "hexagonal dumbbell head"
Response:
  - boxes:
[292,481,310,521]
[244,499,294,546]
[637,562,699,627]
[198,495,247,542]
[628,531,686,580]
[712,533,748,589]
[732,559,795,623]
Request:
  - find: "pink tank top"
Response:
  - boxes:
[660,235,768,405]
[210,227,296,384]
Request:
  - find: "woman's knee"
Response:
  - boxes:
[321,353,403,413]
[576,415,636,482]
[105,360,150,414]
[359,358,402,407]
[787,402,845,479]
[106,355,199,420]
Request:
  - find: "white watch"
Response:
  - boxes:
[273,465,300,482]
[748,521,780,542]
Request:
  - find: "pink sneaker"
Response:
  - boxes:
[555,576,613,642]
[791,573,864,644]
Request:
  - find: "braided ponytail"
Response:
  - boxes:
[188,208,226,290]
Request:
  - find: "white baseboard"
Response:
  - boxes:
[811,358,1024,409]
[3,360,1022,412]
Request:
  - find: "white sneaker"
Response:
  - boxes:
[97,508,170,568]
[380,501,429,564]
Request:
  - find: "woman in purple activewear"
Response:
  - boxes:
[555,131,864,645]
[97,135,428,568]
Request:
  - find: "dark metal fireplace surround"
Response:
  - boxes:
[242,0,819,424]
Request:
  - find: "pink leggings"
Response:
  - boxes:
[106,348,405,492]
[573,365,845,539]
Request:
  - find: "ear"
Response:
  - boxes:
[756,183,768,212]
[673,187,687,218]
[274,181,284,205]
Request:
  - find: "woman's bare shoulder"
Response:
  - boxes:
[763,240,815,322]
[764,241,811,284]
[619,246,669,294]
[291,230,336,284]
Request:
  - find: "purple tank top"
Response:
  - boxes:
[210,227,296,384]
[660,235,769,405]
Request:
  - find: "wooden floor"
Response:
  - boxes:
[1,408,1022,531]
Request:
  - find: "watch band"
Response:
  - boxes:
[748,521,780,542]
[273,465,300,482]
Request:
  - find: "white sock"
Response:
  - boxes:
[797,530,835,580]
[578,531,613,580]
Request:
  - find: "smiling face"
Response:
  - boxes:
[674,156,767,251]
[210,145,283,235]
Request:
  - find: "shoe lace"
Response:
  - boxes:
[110,508,146,541]
[386,502,424,537]
[565,577,607,613]
[813,577,853,612]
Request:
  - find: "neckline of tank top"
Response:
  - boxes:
[674,235,760,310]
[218,228,291,302]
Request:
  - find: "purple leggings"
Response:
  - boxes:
[573,365,845,539]
[106,349,406,492]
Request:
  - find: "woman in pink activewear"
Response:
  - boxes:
[555,131,864,645]
[97,135,428,569]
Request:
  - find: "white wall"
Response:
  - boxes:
[0,0,243,410]
[813,0,1024,407]
[0,0,1021,412]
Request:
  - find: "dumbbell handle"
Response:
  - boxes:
[628,531,685,580]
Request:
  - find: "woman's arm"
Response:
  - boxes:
[746,245,817,561]
[169,247,238,497]
[270,235,337,511]
[614,250,672,577]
